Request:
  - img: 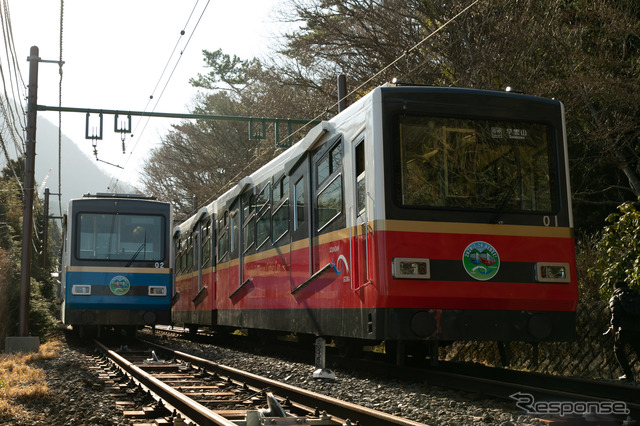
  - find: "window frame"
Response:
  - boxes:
[314,138,344,233]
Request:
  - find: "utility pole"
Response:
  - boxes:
[42,187,63,270]
[18,46,40,338]
[337,74,347,113]
[13,47,62,348]
[42,188,49,269]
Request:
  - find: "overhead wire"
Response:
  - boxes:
[0,131,22,190]
[1,1,25,130]
[123,0,211,171]
[0,0,24,191]
[3,0,25,109]
[3,0,26,124]
[109,0,210,192]
[0,0,25,156]
[145,0,201,111]
[277,0,483,148]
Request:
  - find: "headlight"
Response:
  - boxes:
[148,286,167,296]
[71,285,91,295]
[392,258,430,279]
[535,262,571,283]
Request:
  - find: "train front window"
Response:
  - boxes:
[394,116,558,212]
[77,214,164,262]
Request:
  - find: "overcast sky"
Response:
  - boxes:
[10,0,285,189]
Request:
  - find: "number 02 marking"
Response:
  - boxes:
[155,262,164,268]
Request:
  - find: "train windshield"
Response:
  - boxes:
[394,115,558,212]
[76,213,165,262]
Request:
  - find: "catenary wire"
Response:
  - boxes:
[0,0,24,190]
[3,0,25,121]
[1,1,25,132]
[122,0,211,172]
[109,0,208,192]
[2,0,25,146]
[0,0,25,155]
[276,0,483,148]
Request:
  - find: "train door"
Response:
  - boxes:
[216,210,230,302]
[240,190,256,290]
[311,136,345,275]
[198,215,213,315]
[353,136,370,288]
[272,175,291,281]
[196,221,203,293]
[229,200,240,290]
[289,157,312,290]
[200,217,213,284]
[172,230,178,293]
[187,231,196,297]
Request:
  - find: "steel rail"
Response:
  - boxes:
[94,340,237,426]
[147,326,640,412]
[145,340,427,426]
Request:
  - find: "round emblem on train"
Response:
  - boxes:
[462,241,500,281]
[109,275,131,295]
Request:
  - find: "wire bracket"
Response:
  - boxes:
[85,112,103,140]
[114,114,132,153]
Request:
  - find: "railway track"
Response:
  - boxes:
[143,326,640,424]
[93,338,427,425]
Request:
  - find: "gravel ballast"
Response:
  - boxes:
[5,330,568,425]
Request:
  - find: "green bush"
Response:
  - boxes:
[589,201,640,298]
[575,232,604,302]
[0,160,60,346]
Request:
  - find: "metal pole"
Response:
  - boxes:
[42,188,49,269]
[36,104,320,125]
[19,46,39,337]
[337,74,347,113]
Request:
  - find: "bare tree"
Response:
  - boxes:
[276,0,640,229]
[142,0,640,230]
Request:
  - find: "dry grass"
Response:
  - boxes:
[0,339,61,419]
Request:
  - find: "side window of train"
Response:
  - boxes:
[272,175,289,244]
[217,211,229,262]
[179,237,186,273]
[317,142,343,188]
[256,182,271,249]
[294,177,305,231]
[230,206,239,254]
[175,237,183,274]
[355,139,366,216]
[201,220,211,268]
[316,140,344,231]
[186,234,194,272]
[242,191,256,253]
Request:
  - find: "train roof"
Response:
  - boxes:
[214,84,375,210]
[378,83,562,105]
[173,203,215,237]
[82,193,157,200]
[68,193,171,219]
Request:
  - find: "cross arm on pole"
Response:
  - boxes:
[35,104,320,126]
